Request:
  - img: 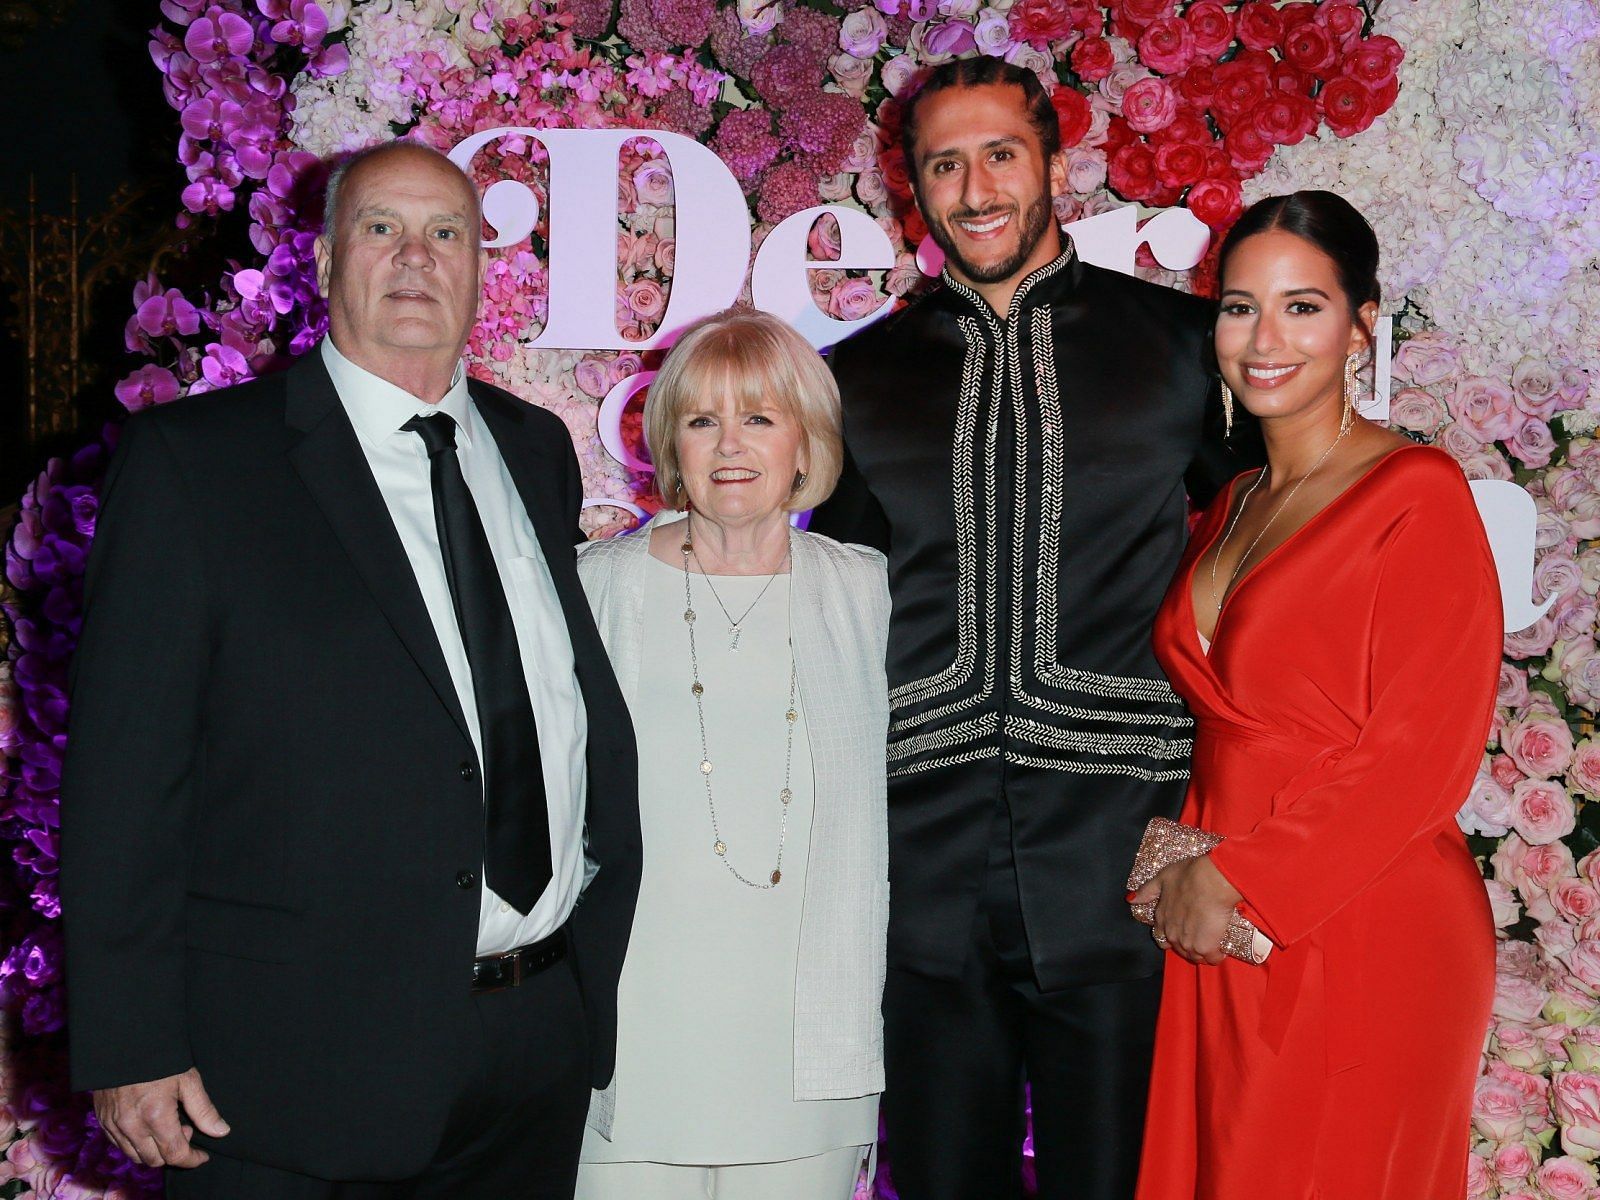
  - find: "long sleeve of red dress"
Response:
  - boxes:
[1206,450,1504,948]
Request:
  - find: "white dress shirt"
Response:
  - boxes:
[322,338,588,956]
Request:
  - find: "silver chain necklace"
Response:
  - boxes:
[681,532,796,889]
[689,547,785,652]
[1208,423,1352,613]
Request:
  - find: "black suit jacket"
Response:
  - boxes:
[60,349,640,1179]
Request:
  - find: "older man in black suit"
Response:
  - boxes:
[61,141,639,1198]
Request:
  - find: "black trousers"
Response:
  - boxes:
[882,814,1162,1200]
[167,952,590,1200]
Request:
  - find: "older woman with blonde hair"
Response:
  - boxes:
[573,307,890,1200]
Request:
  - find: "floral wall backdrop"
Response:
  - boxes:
[0,0,1594,1195]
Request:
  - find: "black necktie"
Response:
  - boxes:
[404,412,551,914]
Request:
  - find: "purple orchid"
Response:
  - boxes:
[114,365,182,412]
[183,6,254,63]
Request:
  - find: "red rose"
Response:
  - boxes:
[1203,146,1231,177]
[1189,245,1220,299]
[1223,124,1273,174]
[1283,22,1338,77]
[1188,176,1243,231]
[1210,60,1270,126]
[902,206,928,249]
[1234,1,1282,51]
[1115,0,1176,31]
[1154,141,1208,188]
[1233,47,1276,73]
[1138,16,1196,75]
[1108,142,1160,201]
[1121,76,1179,134]
[1101,114,1138,156]
[1319,75,1376,137]
[1250,92,1316,145]
[880,145,912,200]
[1052,86,1093,149]
[1071,35,1117,82]
[1150,109,1210,146]
[1152,108,1209,144]
[1317,0,1366,50]
[1270,62,1312,97]
[1184,0,1235,60]
[1278,3,1318,36]
[1344,35,1405,88]
[1009,0,1079,47]
[1175,62,1219,108]
[1367,75,1399,115]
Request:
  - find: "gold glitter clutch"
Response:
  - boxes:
[1126,817,1272,965]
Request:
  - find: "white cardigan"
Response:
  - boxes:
[577,515,890,1137]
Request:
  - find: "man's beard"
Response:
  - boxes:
[925,190,1056,285]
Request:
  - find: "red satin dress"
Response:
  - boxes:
[1135,445,1501,1200]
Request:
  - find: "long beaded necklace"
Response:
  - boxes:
[1208,422,1352,612]
[680,531,797,888]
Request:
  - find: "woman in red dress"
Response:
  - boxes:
[1132,191,1501,1200]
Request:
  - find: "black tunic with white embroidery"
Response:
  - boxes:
[811,248,1260,990]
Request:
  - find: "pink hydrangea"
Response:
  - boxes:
[756,158,825,224]
[712,109,785,188]
[779,90,867,172]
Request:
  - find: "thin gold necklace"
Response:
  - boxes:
[1208,423,1352,613]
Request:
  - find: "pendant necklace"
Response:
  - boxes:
[681,531,796,888]
[1208,423,1352,613]
[689,545,786,652]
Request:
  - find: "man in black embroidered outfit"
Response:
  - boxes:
[810,60,1259,1200]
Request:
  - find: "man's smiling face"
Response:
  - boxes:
[910,82,1067,295]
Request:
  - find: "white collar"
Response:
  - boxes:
[321,337,474,450]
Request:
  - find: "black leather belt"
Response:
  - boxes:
[471,926,567,993]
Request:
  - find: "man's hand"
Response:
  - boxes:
[94,1067,229,1169]
[1132,854,1243,967]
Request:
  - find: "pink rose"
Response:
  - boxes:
[1513,357,1565,419]
[1550,978,1600,1026]
[1389,387,1448,435]
[1496,973,1551,1024]
[1554,1072,1600,1160]
[1538,914,1580,958]
[838,7,887,57]
[879,54,920,97]
[829,52,874,99]
[1063,146,1108,194]
[1495,1022,1550,1072]
[1574,742,1600,801]
[1538,1155,1600,1199]
[1474,1075,1530,1142]
[654,238,676,274]
[1466,1151,1494,1200]
[1513,779,1578,845]
[1511,417,1557,468]
[1138,17,1196,74]
[1451,375,1521,443]
[1556,879,1600,922]
[1506,715,1576,779]
[1569,1027,1600,1073]
[1520,840,1578,892]
[1500,664,1533,709]
[1465,1158,1491,1200]
[622,279,666,322]
[1120,76,1179,132]
[1393,331,1463,385]
[574,357,611,400]
[1570,940,1600,997]
[1100,62,1154,106]
[1494,753,1528,789]
[1486,879,1522,928]
[828,276,883,321]
[632,160,673,207]
[1463,764,1515,837]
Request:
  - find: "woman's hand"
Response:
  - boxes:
[1131,855,1243,967]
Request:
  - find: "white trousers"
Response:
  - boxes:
[574,1145,869,1200]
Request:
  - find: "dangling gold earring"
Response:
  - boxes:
[1220,379,1234,439]
[1342,353,1360,434]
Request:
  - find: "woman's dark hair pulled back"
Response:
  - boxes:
[1218,191,1381,333]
